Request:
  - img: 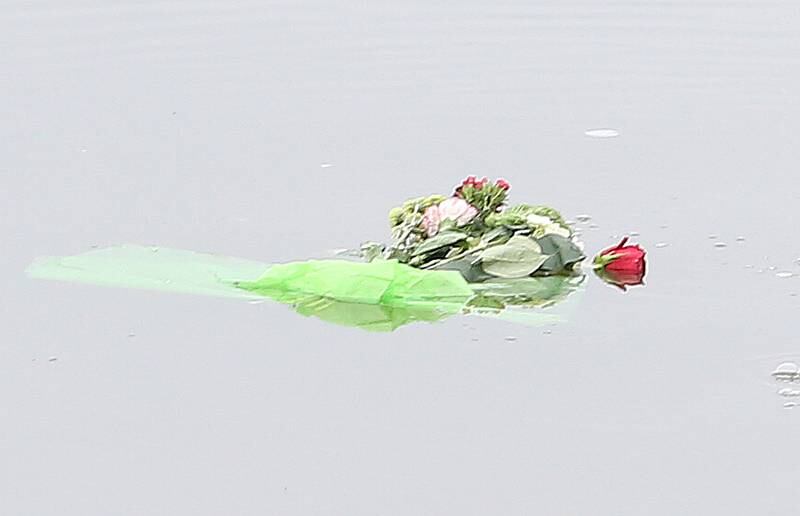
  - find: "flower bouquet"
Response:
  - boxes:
[26,177,645,332]
[361,176,586,283]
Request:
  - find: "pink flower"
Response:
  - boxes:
[421,197,479,236]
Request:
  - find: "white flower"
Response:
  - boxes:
[525,214,554,227]
[421,197,479,236]
[543,224,571,238]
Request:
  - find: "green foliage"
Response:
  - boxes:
[536,234,585,274]
[459,184,509,214]
[411,230,468,257]
[389,194,447,227]
[479,236,548,279]
[378,183,584,281]
[486,204,568,229]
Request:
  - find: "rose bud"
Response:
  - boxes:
[495,178,510,190]
[593,237,646,290]
[475,177,488,189]
[463,175,477,186]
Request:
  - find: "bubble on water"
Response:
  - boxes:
[772,362,800,382]
[584,128,619,138]
[713,242,728,248]
[48,356,58,362]
[575,214,592,223]
[778,388,800,397]
[655,242,669,248]
[776,271,794,278]
[504,336,518,342]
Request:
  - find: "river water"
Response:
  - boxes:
[2,1,799,514]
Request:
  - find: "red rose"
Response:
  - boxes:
[495,178,510,190]
[593,237,646,290]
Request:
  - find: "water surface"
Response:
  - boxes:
[2,1,799,514]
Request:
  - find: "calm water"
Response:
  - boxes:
[3,1,799,514]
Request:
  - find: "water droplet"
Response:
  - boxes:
[708,234,718,240]
[584,128,619,138]
[575,214,592,223]
[772,362,800,382]
[655,242,669,248]
[320,163,334,168]
[769,266,777,271]
[629,231,640,237]
[783,402,797,409]
[776,271,793,278]
[48,356,58,362]
[504,336,518,342]
[713,242,727,248]
[736,236,746,242]
[588,223,600,230]
[777,388,800,397]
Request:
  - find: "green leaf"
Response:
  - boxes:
[430,254,494,283]
[479,236,548,278]
[481,226,512,245]
[411,231,467,257]
[536,234,585,273]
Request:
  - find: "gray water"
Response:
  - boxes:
[2,1,799,514]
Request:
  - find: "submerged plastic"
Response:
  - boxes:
[27,245,583,332]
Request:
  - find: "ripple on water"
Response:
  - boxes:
[584,128,619,138]
[772,362,800,382]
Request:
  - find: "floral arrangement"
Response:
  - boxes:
[362,177,587,282]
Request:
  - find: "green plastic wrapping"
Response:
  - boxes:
[27,245,582,332]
